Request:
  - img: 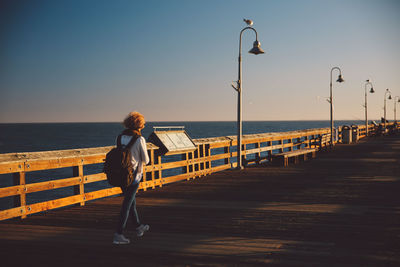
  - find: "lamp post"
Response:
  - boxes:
[329,67,344,147]
[394,96,400,122]
[384,88,392,131]
[364,80,374,136]
[232,19,264,169]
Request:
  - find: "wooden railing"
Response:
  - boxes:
[0,123,395,221]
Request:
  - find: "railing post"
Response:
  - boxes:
[13,171,26,219]
[224,145,230,166]
[142,161,148,191]
[189,151,194,176]
[255,142,261,165]
[149,149,155,189]
[205,144,211,175]
[157,154,162,187]
[288,138,293,152]
[200,144,205,176]
[242,142,247,167]
[194,146,200,177]
[267,141,272,162]
[73,161,85,206]
[183,152,189,180]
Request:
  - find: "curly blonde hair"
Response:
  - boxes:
[123,111,145,130]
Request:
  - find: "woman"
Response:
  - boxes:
[113,111,150,245]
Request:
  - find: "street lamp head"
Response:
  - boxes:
[336,75,344,83]
[370,87,375,93]
[248,40,265,55]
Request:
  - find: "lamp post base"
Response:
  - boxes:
[236,166,244,170]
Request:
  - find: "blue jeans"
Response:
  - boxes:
[116,182,141,234]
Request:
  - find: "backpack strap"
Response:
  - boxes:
[126,134,140,149]
[117,133,140,149]
[116,134,122,148]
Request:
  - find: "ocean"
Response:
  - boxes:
[0,120,364,154]
[0,120,364,207]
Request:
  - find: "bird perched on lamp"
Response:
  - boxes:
[243,19,253,26]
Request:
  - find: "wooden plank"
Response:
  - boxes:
[0,173,103,199]
[0,206,25,221]
[82,154,106,165]
[142,157,148,191]
[0,161,24,174]
[139,178,162,190]
[246,156,269,165]
[0,145,160,164]
[150,149,156,189]
[158,155,162,187]
[0,185,21,198]
[25,158,82,172]
[245,146,274,155]
[161,160,188,170]
[274,148,317,157]
[73,164,85,206]
[210,163,232,172]
[25,177,81,194]
[84,187,122,201]
[13,171,26,219]
[189,151,194,179]
[162,173,192,184]
[209,153,230,162]
[206,144,211,170]
[84,173,106,183]
[27,195,85,215]
[0,193,89,221]
[210,141,235,149]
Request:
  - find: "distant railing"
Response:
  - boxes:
[0,123,396,221]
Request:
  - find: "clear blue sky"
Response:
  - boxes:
[1,0,399,122]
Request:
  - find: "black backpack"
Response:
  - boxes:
[103,134,140,188]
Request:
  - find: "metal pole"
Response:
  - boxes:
[394,96,399,122]
[384,89,391,131]
[365,87,368,136]
[384,92,386,131]
[237,34,242,169]
[236,27,259,169]
[330,73,333,147]
[364,81,372,136]
[329,67,342,147]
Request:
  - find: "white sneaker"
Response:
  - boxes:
[136,224,150,237]
[113,233,130,244]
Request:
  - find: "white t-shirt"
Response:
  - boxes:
[120,135,150,184]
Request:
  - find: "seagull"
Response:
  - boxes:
[243,19,253,26]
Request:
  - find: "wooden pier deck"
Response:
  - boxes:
[1,134,399,266]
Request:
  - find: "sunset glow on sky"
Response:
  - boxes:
[1,0,399,122]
